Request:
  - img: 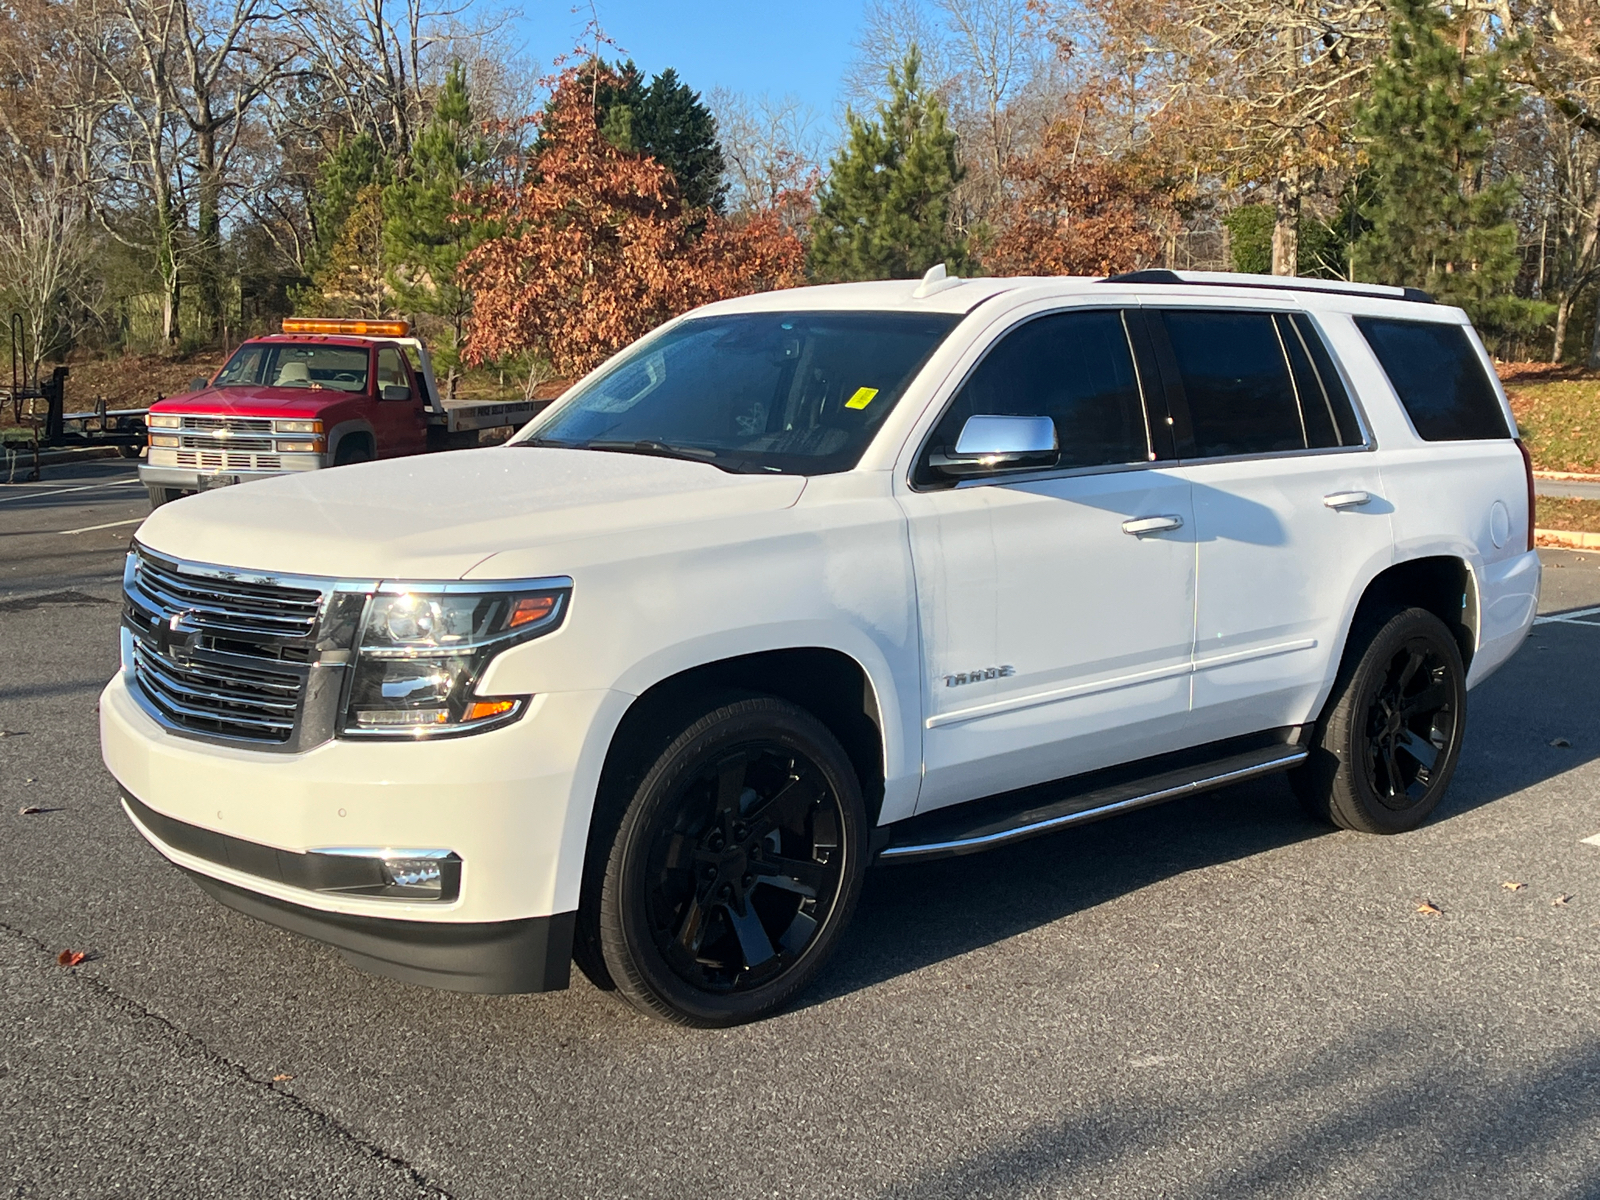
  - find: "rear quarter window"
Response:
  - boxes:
[1354,317,1510,441]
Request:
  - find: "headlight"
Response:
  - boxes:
[274,419,323,434]
[148,433,179,448]
[275,438,325,453]
[340,581,570,738]
[147,414,180,429]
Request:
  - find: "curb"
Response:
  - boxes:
[1534,470,1600,482]
[1536,528,1600,549]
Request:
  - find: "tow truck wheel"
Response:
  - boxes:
[146,486,180,508]
[597,696,867,1027]
[332,437,374,466]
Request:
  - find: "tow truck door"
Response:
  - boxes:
[371,343,430,457]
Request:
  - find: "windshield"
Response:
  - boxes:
[524,311,961,475]
[214,343,371,393]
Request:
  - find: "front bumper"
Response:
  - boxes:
[139,456,322,491]
[101,671,629,970]
[127,786,573,993]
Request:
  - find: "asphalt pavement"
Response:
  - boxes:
[4,461,1600,1199]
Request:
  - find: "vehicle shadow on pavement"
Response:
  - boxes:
[863,1023,1600,1199]
[810,616,1600,1010]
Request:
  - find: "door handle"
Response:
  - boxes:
[1121,514,1184,536]
[1323,491,1372,510]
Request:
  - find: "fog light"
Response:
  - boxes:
[384,857,445,890]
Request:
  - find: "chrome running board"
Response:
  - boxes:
[879,739,1308,864]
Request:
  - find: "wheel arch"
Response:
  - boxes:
[326,419,375,463]
[1349,553,1478,669]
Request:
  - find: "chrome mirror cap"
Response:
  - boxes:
[932,414,1060,478]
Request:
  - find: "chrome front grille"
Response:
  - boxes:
[180,434,273,452]
[122,547,369,750]
[181,415,273,434]
[131,640,301,742]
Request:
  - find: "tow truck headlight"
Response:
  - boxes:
[340,581,570,738]
[147,414,180,429]
[274,419,323,434]
[148,433,180,448]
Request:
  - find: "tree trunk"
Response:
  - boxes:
[1271,167,1301,276]
[1554,292,1570,364]
[155,176,181,346]
[1587,296,1600,369]
[195,121,222,342]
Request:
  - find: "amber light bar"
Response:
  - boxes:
[281,317,411,337]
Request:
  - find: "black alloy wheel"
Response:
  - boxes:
[598,697,866,1026]
[1363,636,1460,808]
[1294,606,1467,834]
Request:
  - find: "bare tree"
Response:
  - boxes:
[711,89,825,216]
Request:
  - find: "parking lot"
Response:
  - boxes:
[4,459,1600,1199]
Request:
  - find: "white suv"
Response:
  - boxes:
[100,269,1541,1025]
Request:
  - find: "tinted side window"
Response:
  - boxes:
[1287,313,1363,447]
[1355,317,1509,441]
[1160,310,1304,457]
[919,310,1148,483]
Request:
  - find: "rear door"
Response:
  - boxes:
[1146,304,1394,742]
[900,307,1197,813]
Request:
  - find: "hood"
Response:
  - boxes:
[151,385,352,418]
[135,446,808,580]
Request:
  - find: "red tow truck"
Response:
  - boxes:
[140,317,542,506]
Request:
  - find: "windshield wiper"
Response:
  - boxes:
[518,437,775,474]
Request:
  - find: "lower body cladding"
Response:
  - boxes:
[99,672,628,994]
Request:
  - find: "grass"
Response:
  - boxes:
[1535,496,1600,534]
[1498,364,1600,474]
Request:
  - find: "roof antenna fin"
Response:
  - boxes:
[912,262,958,299]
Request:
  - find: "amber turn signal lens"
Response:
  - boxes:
[464,700,517,722]
[508,595,556,627]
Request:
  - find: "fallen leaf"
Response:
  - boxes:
[1551,738,1573,748]
[18,806,42,816]
[1553,894,1573,907]
[56,949,85,967]
[1502,881,1526,891]
[271,1074,294,1083]
[1417,901,1443,915]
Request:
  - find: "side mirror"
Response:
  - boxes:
[187,376,209,392]
[929,414,1059,478]
[380,383,411,401]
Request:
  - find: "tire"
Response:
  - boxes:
[596,696,867,1026]
[146,485,180,507]
[118,445,141,459]
[1292,606,1467,834]
[332,438,374,466]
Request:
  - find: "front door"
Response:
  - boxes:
[900,308,1198,814]
[372,344,429,457]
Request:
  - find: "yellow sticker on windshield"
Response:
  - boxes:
[845,386,879,410]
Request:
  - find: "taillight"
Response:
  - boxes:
[1515,438,1536,552]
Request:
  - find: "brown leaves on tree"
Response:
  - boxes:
[982,122,1175,278]
[460,66,805,377]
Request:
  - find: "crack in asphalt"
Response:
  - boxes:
[0,918,456,1199]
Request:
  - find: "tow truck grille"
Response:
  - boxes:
[122,547,355,748]
[181,416,274,435]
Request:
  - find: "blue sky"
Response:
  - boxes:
[514,0,865,126]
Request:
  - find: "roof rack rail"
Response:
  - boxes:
[1100,269,1434,305]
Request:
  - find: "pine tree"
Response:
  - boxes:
[1353,0,1545,334]
[809,48,967,282]
[307,133,391,274]
[383,64,490,386]
[542,60,726,212]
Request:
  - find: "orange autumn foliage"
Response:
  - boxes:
[460,67,805,376]
[984,125,1176,278]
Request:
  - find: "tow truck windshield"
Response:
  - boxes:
[214,343,371,393]
[522,311,960,475]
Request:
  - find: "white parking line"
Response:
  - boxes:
[0,479,142,504]
[1534,606,1600,626]
[1582,834,1600,848]
[58,516,144,535]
